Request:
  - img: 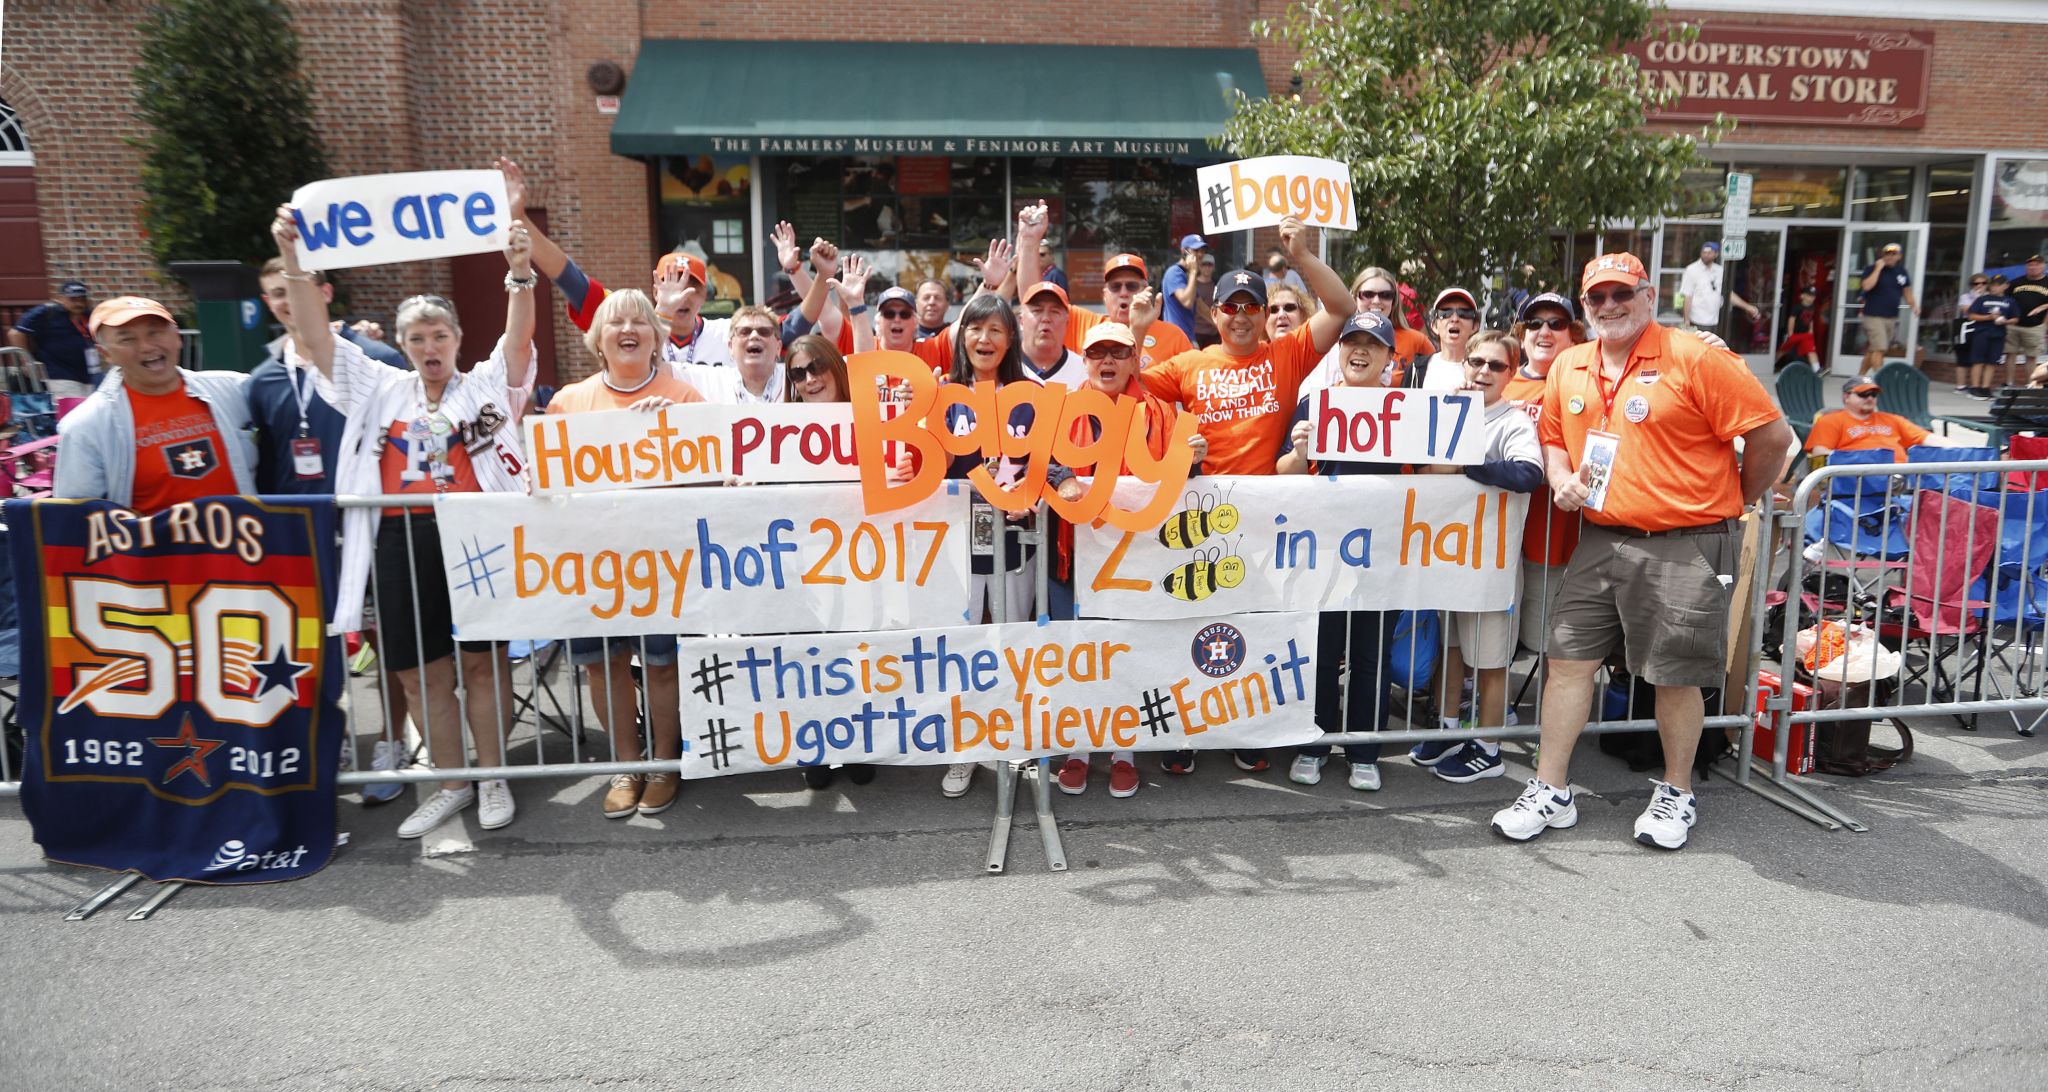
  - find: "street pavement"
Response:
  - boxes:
[3,713,2044,1091]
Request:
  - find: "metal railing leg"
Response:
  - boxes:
[1028,757,1067,872]
[985,761,1019,874]
[65,873,141,921]
[125,881,187,921]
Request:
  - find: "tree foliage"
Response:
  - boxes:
[1224,0,1724,294]
[133,0,329,269]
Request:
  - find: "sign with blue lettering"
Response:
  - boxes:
[289,170,510,272]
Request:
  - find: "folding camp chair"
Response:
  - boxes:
[1878,489,2000,721]
[1906,443,2001,506]
[506,638,582,742]
[1803,449,1912,608]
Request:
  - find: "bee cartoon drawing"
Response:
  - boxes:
[1164,542,1246,603]
[1158,485,1240,550]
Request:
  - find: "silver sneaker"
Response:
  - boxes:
[397,786,475,839]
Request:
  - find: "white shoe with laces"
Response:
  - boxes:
[397,786,475,839]
[1491,778,1577,842]
[1288,754,1326,785]
[1633,780,1697,850]
[941,762,976,798]
[362,739,407,805]
[1348,762,1382,791]
[476,779,515,830]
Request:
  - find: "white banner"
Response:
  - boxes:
[674,613,1320,778]
[1074,475,1528,619]
[526,403,866,495]
[290,170,511,271]
[1305,387,1484,466]
[1194,155,1357,234]
[436,484,972,639]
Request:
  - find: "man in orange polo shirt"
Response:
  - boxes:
[1806,377,1930,462]
[1492,253,1795,852]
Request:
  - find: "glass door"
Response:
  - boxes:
[1833,224,1930,375]
[1652,220,1786,374]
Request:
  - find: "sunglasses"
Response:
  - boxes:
[1848,388,1878,398]
[1582,287,1638,308]
[1216,302,1265,316]
[1525,316,1572,332]
[1436,307,1478,322]
[733,325,778,339]
[1356,288,1397,301]
[1270,303,1301,314]
[1084,344,1135,360]
[879,306,914,320]
[787,361,826,381]
[1105,279,1146,293]
[1467,357,1513,374]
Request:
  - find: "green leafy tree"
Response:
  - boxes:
[1224,0,1723,294]
[133,0,329,269]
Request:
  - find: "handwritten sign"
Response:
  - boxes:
[1075,475,1527,619]
[437,484,971,639]
[847,349,1196,531]
[289,170,510,271]
[1307,387,1483,466]
[525,403,874,495]
[676,613,1320,778]
[1194,156,1357,234]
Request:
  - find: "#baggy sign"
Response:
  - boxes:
[290,170,511,271]
[1194,155,1357,234]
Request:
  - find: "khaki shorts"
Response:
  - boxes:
[1548,520,1736,689]
[1860,314,1897,356]
[1445,609,1516,670]
[2011,323,2047,358]
[1518,559,1568,654]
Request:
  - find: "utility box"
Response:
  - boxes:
[169,261,268,373]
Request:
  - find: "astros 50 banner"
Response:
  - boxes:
[7,497,342,884]
[675,613,1320,778]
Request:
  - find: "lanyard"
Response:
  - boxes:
[668,317,702,365]
[1592,353,1642,431]
[289,363,316,436]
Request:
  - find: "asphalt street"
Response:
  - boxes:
[2,712,2044,1092]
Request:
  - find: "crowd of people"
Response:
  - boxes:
[39,158,1806,853]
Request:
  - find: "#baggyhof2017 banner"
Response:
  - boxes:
[525,403,873,495]
[438,483,972,639]
[8,497,343,884]
[1073,475,1528,619]
[675,613,1319,778]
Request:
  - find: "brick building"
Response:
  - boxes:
[3,0,2045,383]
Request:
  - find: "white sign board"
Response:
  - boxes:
[1194,155,1357,234]
[289,170,511,271]
[524,403,870,495]
[436,484,972,639]
[675,613,1321,778]
[1722,172,1753,261]
[1305,387,1484,465]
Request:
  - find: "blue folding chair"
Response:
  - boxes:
[1803,448,1911,559]
[1906,444,2002,506]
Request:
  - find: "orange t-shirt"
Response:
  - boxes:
[1804,409,1928,462]
[1503,368,1580,566]
[842,324,952,372]
[1140,325,1319,475]
[1065,309,1194,370]
[129,386,239,513]
[1538,322,1782,533]
[545,369,707,415]
[380,412,482,515]
[1385,327,1436,387]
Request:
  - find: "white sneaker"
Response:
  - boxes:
[397,786,475,839]
[1288,754,1326,785]
[1348,762,1382,791]
[337,732,356,773]
[1633,780,1697,850]
[941,762,976,798]
[476,779,515,830]
[362,739,406,805]
[1491,778,1577,842]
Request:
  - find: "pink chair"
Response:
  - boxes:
[54,396,83,422]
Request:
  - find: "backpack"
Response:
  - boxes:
[1595,669,1726,780]
[1388,609,1440,692]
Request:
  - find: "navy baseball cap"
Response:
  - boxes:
[1179,234,1208,251]
[1213,268,1267,306]
[1338,310,1395,348]
[1518,292,1574,322]
[59,281,88,297]
[877,286,916,309]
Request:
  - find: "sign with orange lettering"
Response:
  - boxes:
[1630,26,1931,129]
[1194,156,1356,234]
[1074,475,1527,618]
[675,612,1319,777]
[846,350,1197,532]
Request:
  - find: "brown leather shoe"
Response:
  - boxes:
[637,772,679,816]
[601,774,643,819]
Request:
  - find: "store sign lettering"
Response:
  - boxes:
[1629,26,1930,129]
[705,136,1197,157]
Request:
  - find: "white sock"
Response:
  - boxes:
[1111,750,1134,764]
[1439,715,1460,731]
[1477,740,1501,757]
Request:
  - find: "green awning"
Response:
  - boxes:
[611,40,1265,158]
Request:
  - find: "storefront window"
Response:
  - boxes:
[1743,166,1844,219]
[1850,166,1913,223]
[654,155,754,317]
[1925,162,1973,225]
[1986,158,2048,269]
[1670,166,1727,221]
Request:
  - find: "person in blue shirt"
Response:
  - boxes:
[1856,242,1918,376]
[1962,274,2018,398]
[8,280,98,398]
[1160,233,1208,342]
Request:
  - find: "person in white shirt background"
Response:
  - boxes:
[1676,240,1759,332]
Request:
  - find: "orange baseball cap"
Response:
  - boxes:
[1022,281,1069,307]
[88,295,176,335]
[654,251,706,287]
[1581,253,1649,295]
[1104,253,1148,280]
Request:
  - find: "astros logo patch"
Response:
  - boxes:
[164,438,220,479]
[1191,622,1246,679]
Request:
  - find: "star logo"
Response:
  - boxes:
[149,713,225,788]
[1234,271,1253,286]
[252,645,312,698]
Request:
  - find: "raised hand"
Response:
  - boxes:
[1014,200,1050,247]
[834,253,872,309]
[976,238,1014,289]
[271,204,301,258]
[653,260,700,317]
[1278,215,1314,262]
[770,221,800,273]
[1130,286,1160,328]
[494,156,529,215]
[809,237,841,281]
[504,219,534,276]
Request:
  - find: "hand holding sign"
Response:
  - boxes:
[289,170,511,271]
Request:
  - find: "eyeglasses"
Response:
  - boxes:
[879,307,914,320]
[1104,279,1146,293]
[1467,357,1513,374]
[1582,287,1638,308]
[1270,303,1301,314]
[733,325,778,339]
[1436,307,1478,322]
[1083,344,1135,360]
[1356,289,1396,301]
[1525,317,1572,332]
[1215,302,1265,316]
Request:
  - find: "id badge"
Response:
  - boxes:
[84,347,101,375]
[1582,430,1620,513]
[291,437,324,480]
[972,502,996,550]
